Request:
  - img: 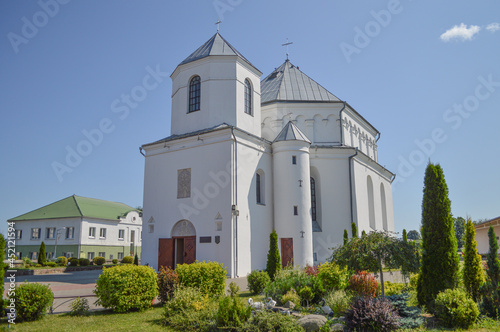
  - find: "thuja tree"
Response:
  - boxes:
[480,226,500,317]
[38,241,47,265]
[330,231,420,297]
[343,229,348,245]
[351,222,358,238]
[402,229,407,242]
[463,218,484,302]
[454,216,466,249]
[266,230,281,281]
[417,163,459,309]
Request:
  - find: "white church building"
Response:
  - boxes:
[141,33,395,277]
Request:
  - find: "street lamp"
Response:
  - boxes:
[54,227,66,259]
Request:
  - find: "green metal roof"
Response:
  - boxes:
[9,195,137,221]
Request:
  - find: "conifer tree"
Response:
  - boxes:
[362,230,367,237]
[417,162,459,309]
[343,229,348,245]
[266,230,281,280]
[402,229,407,242]
[38,241,47,265]
[134,253,139,265]
[480,226,500,317]
[351,222,358,238]
[463,218,484,302]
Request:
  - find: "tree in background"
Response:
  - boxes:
[462,218,484,302]
[417,163,459,310]
[402,229,407,242]
[407,230,421,240]
[454,216,466,249]
[480,226,500,317]
[38,241,47,265]
[266,230,281,281]
[343,229,348,245]
[351,222,358,238]
[361,230,367,237]
[134,253,139,265]
[330,231,420,297]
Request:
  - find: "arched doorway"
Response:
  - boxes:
[158,220,196,269]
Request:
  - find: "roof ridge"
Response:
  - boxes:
[72,195,84,217]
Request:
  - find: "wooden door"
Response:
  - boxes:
[183,236,196,264]
[281,238,293,268]
[158,238,174,269]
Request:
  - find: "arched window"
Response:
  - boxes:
[244,79,252,115]
[367,176,376,229]
[310,177,317,222]
[188,76,201,113]
[256,170,265,204]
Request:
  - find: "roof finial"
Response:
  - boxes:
[215,19,222,32]
[282,38,293,60]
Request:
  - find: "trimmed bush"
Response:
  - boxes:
[44,262,57,267]
[434,288,479,329]
[56,256,68,266]
[324,289,352,317]
[70,297,90,316]
[112,259,118,264]
[345,297,401,332]
[216,296,251,328]
[9,283,53,322]
[122,256,133,264]
[348,271,378,298]
[78,258,90,266]
[93,256,106,266]
[157,266,179,304]
[317,262,349,291]
[247,270,270,295]
[266,230,281,280]
[163,286,218,331]
[176,261,226,296]
[68,257,79,266]
[240,310,305,331]
[94,264,158,313]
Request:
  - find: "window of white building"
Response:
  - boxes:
[99,228,106,239]
[31,228,41,239]
[89,227,96,238]
[66,227,75,239]
[118,229,124,240]
[46,227,56,239]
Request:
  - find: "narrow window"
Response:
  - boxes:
[256,173,261,204]
[311,177,317,222]
[99,252,105,258]
[16,229,22,239]
[244,79,252,115]
[177,168,191,198]
[66,227,75,239]
[256,170,265,204]
[31,228,41,239]
[118,252,124,260]
[188,76,201,112]
[99,228,106,239]
[367,176,376,229]
[46,227,55,239]
[294,206,298,215]
[292,156,297,164]
[118,229,125,240]
[130,230,135,243]
[88,252,95,260]
[148,224,154,233]
[89,227,96,238]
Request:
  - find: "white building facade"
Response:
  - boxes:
[141,33,395,277]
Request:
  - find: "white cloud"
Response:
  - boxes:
[440,23,480,42]
[486,22,500,32]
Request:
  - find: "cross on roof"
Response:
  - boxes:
[215,20,222,32]
[282,38,293,60]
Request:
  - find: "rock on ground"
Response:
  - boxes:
[297,314,327,332]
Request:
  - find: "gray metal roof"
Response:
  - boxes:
[178,32,258,71]
[261,60,340,104]
[273,121,311,144]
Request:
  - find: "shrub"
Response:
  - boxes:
[157,266,179,304]
[384,281,409,296]
[239,310,305,331]
[22,257,33,268]
[434,288,479,329]
[93,256,106,266]
[38,241,47,266]
[112,259,118,264]
[94,264,158,313]
[122,256,133,264]
[299,286,314,307]
[345,297,401,332]
[56,256,68,266]
[44,262,57,267]
[304,264,319,277]
[163,286,218,331]
[281,288,301,306]
[265,266,324,304]
[324,289,352,317]
[78,258,90,266]
[176,261,226,296]
[9,283,53,322]
[348,271,378,298]
[228,281,239,297]
[70,297,90,316]
[317,262,349,291]
[386,293,423,329]
[266,230,281,280]
[216,296,251,328]
[247,270,270,295]
[68,257,79,266]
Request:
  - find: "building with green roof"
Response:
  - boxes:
[8,195,142,261]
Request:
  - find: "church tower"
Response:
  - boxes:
[272,121,314,267]
[170,33,262,136]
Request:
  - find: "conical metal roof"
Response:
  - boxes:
[273,121,311,144]
[261,60,340,104]
[178,32,258,71]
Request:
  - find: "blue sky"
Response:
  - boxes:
[1,0,499,238]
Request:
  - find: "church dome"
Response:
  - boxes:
[273,121,311,144]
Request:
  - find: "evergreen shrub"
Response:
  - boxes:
[78,258,90,266]
[68,257,79,266]
[216,296,251,328]
[386,293,423,329]
[247,270,270,295]
[266,230,281,280]
[93,256,106,265]
[122,256,133,264]
[239,310,305,331]
[56,256,68,266]
[434,288,479,329]
[38,242,47,266]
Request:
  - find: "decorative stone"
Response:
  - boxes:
[297,314,327,332]
[284,301,295,309]
[331,323,343,331]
